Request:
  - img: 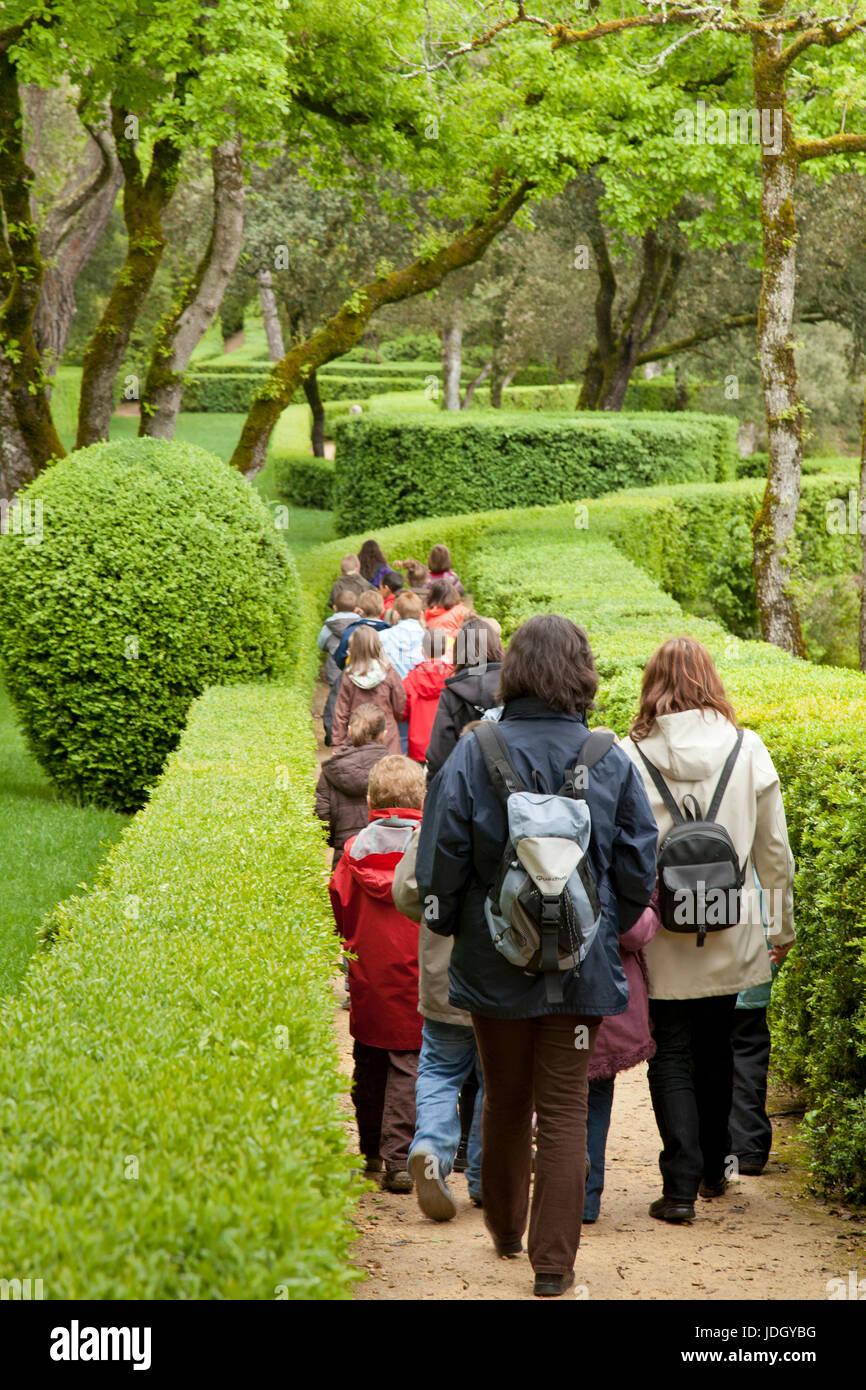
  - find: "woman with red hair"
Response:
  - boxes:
[621,637,795,1225]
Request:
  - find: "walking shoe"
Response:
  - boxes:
[699,1177,728,1199]
[363,1155,383,1176]
[408,1149,457,1222]
[534,1270,575,1298]
[649,1196,696,1224]
[452,1138,469,1173]
[490,1233,522,1258]
[736,1153,768,1176]
[381,1169,413,1194]
[470,1194,483,1208]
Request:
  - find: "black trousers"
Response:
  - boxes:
[728,1006,772,1163]
[648,994,738,1202]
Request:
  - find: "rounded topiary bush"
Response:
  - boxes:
[0,439,299,811]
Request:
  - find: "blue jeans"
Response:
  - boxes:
[584,1076,615,1221]
[410,1019,483,1200]
[398,719,409,755]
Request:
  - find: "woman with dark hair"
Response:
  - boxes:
[416,614,658,1297]
[358,538,389,587]
[425,617,505,776]
[620,636,795,1224]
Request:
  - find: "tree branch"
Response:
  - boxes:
[796,130,866,161]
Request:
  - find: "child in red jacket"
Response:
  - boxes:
[403,628,454,763]
[329,755,426,1194]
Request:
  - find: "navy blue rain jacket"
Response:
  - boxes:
[415,697,658,1019]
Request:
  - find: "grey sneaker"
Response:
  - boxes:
[381,1168,414,1194]
[408,1148,457,1221]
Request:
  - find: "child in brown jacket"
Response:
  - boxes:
[332,625,407,753]
[315,705,390,857]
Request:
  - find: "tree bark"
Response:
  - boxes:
[750,34,807,657]
[440,319,463,410]
[26,98,123,374]
[139,138,245,438]
[579,213,684,411]
[76,107,182,448]
[0,51,64,479]
[303,369,326,456]
[229,180,532,475]
[859,384,866,672]
[258,267,285,361]
[460,360,492,409]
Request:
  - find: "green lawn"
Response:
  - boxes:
[0,681,127,995]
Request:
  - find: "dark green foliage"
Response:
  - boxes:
[182,369,424,411]
[273,451,335,510]
[333,411,739,531]
[0,440,299,811]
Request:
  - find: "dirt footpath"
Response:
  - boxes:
[333,993,866,1301]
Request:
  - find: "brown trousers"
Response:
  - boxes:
[472,1012,600,1275]
[352,1041,418,1172]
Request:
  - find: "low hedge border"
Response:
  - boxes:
[306,496,866,1199]
[273,452,336,510]
[182,371,423,413]
[0,683,360,1298]
[332,411,738,532]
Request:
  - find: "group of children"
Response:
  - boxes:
[316,542,496,1200]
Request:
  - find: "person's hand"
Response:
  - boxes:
[769,942,792,968]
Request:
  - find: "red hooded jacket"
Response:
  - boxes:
[329,807,424,1051]
[403,659,454,762]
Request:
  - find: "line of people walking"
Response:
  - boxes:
[315,539,795,1299]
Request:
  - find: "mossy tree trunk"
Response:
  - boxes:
[257,267,285,361]
[139,138,245,439]
[859,385,866,671]
[76,107,182,448]
[229,180,532,474]
[750,33,808,656]
[0,50,65,493]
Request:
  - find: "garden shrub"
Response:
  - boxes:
[182,370,423,412]
[307,494,866,1198]
[332,410,738,531]
[0,439,298,812]
[273,451,335,510]
[0,682,359,1298]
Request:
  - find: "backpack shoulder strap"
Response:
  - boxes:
[707,728,744,822]
[473,721,527,805]
[563,728,616,799]
[635,745,686,827]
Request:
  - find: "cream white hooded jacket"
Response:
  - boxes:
[621,710,795,1000]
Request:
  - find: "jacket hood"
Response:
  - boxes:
[349,660,387,690]
[347,807,424,900]
[444,662,502,708]
[323,741,387,796]
[409,660,454,698]
[325,612,357,636]
[634,709,739,781]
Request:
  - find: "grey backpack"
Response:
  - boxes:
[474,722,616,1003]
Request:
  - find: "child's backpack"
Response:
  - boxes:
[635,729,744,947]
[473,722,616,1003]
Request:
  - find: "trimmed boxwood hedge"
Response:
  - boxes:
[308,496,866,1198]
[0,682,359,1298]
[332,410,738,531]
[0,439,298,812]
[273,451,336,510]
[182,370,423,412]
